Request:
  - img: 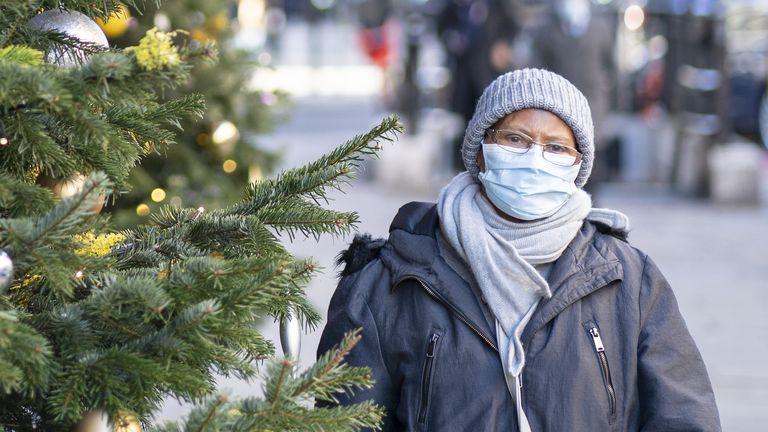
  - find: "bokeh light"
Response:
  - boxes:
[151,188,167,202]
[136,203,150,216]
[223,159,238,173]
[624,5,645,31]
[212,121,239,145]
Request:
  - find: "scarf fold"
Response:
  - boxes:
[437,172,594,380]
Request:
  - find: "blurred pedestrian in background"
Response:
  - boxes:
[356,0,396,107]
[318,69,720,431]
[436,0,521,170]
[526,0,617,200]
[357,0,394,70]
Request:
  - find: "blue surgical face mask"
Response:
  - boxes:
[477,142,580,220]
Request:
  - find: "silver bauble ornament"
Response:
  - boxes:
[280,309,302,360]
[0,250,14,293]
[28,9,109,66]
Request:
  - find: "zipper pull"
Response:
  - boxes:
[589,327,605,352]
[426,334,440,358]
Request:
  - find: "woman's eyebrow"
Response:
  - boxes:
[500,125,532,136]
[542,133,574,144]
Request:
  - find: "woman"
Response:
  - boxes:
[318,69,720,431]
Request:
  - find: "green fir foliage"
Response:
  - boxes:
[151,330,383,432]
[108,0,287,227]
[0,1,401,430]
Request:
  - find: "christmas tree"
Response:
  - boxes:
[95,1,285,227]
[0,1,396,430]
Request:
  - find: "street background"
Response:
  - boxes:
[157,2,768,430]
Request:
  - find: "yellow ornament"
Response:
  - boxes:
[126,28,180,71]
[96,5,131,39]
[73,231,126,257]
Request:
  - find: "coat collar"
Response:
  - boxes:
[521,221,623,347]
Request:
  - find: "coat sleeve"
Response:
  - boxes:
[636,255,721,431]
[316,268,400,431]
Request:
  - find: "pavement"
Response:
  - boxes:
[155,95,768,431]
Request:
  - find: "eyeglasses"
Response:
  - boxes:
[485,128,582,167]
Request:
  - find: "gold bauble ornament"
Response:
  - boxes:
[36,172,106,214]
[113,412,142,432]
[96,6,132,39]
[73,409,142,432]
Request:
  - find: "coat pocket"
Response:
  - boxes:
[584,322,617,419]
[418,332,441,424]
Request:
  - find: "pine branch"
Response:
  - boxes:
[194,394,228,432]
[235,115,402,215]
[0,309,52,396]
[292,329,376,403]
[0,172,56,218]
[256,196,360,241]
[231,330,382,431]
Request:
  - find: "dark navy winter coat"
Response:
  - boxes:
[318,202,720,431]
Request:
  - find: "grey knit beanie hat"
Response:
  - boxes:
[462,68,594,188]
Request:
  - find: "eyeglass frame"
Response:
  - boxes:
[484,128,583,167]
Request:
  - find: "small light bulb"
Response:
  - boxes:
[75,270,84,279]
[189,206,205,222]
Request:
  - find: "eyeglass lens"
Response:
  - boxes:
[488,129,580,166]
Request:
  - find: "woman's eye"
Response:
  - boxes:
[504,134,524,144]
[548,144,568,153]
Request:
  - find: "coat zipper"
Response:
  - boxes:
[418,333,440,424]
[588,326,617,416]
[402,276,498,352]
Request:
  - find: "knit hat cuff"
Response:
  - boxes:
[462,69,594,188]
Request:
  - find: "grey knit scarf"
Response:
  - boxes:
[437,171,593,378]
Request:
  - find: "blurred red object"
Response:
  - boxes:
[358,24,392,69]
